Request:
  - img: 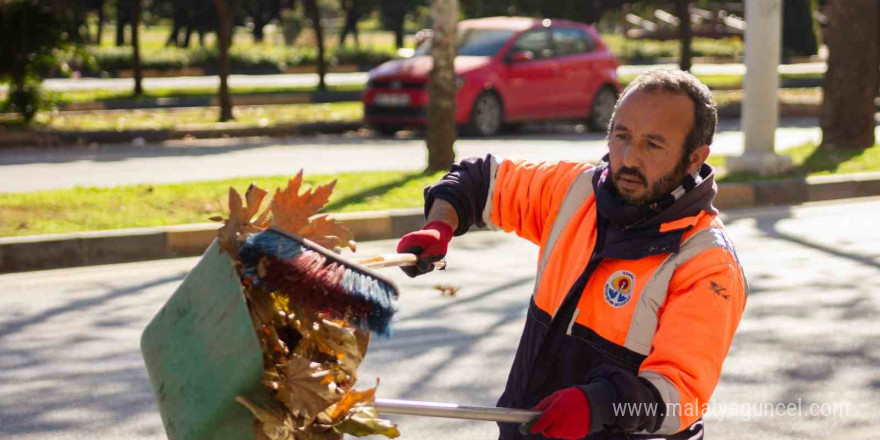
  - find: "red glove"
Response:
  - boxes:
[529,388,591,439]
[396,220,453,278]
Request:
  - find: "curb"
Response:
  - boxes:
[0,103,816,148]
[2,172,880,274]
[58,91,363,112]
[0,121,363,148]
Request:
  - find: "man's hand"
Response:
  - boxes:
[529,387,591,439]
[396,220,453,278]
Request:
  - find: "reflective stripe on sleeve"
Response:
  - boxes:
[639,370,682,435]
[531,168,596,297]
[624,228,734,355]
[481,155,500,230]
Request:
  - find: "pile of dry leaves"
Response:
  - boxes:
[212,172,400,440]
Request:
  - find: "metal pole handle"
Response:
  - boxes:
[371,398,540,424]
[353,254,446,270]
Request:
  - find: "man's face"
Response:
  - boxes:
[607,89,702,205]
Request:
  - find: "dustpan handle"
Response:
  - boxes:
[371,398,540,424]
[352,254,446,270]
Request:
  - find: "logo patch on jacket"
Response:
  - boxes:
[604,270,636,307]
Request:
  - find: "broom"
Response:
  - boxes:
[236,227,445,337]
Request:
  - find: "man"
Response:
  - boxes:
[396,69,747,440]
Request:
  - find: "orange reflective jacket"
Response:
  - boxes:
[426,155,747,439]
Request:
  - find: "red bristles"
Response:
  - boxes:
[262,252,371,320]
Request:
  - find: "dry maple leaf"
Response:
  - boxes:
[277,357,341,421]
[312,319,364,383]
[217,184,270,257]
[236,396,298,440]
[270,171,336,236]
[333,405,400,438]
[299,215,356,251]
[325,385,377,421]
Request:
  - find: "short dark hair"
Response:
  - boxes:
[609,69,717,156]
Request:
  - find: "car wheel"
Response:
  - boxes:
[587,86,617,133]
[374,125,401,137]
[468,92,503,137]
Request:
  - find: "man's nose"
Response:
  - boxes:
[621,142,642,168]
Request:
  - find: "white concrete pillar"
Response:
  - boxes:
[727,0,793,175]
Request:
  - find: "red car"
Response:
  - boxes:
[363,16,621,137]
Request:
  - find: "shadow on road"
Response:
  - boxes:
[0,272,186,437]
[718,204,880,437]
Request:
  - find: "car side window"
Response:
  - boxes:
[510,29,553,60]
[551,28,595,57]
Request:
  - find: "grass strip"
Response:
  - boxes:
[0,170,445,237]
[1,102,363,131]
[2,143,878,238]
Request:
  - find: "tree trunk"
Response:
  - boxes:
[253,17,266,42]
[305,0,327,91]
[214,0,238,122]
[96,2,105,45]
[339,0,359,46]
[353,25,360,49]
[131,0,143,96]
[183,25,194,48]
[820,0,878,150]
[394,20,405,49]
[166,20,182,47]
[426,0,457,172]
[676,0,693,72]
[115,1,127,46]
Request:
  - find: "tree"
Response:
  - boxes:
[304,0,327,91]
[782,0,819,58]
[132,0,144,96]
[156,0,216,48]
[339,0,372,48]
[379,1,411,49]
[214,0,238,122]
[819,0,878,150]
[245,0,282,42]
[676,0,693,71]
[94,0,106,44]
[116,0,130,46]
[0,0,66,121]
[425,0,457,172]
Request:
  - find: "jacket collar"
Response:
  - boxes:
[591,157,719,260]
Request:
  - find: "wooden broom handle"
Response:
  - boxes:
[353,253,446,270]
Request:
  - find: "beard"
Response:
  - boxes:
[611,153,691,206]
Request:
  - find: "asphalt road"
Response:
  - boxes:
[0,117,835,193]
[0,62,826,93]
[1,197,878,440]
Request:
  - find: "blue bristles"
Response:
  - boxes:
[239,229,305,265]
[237,229,398,337]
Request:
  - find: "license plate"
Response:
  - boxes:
[374,93,410,107]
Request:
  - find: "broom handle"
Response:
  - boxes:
[372,398,540,425]
[353,254,446,270]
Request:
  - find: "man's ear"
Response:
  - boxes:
[687,145,710,175]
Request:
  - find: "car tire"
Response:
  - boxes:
[374,125,401,137]
[587,86,617,133]
[468,92,504,137]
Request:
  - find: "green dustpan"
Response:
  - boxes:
[141,239,271,440]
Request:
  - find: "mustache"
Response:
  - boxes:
[613,166,648,186]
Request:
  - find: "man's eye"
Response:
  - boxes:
[615,133,628,140]
[648,142,661,149]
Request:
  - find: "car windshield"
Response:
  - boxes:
[414,28,516,57]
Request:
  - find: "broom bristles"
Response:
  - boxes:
[238,229,398,336]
